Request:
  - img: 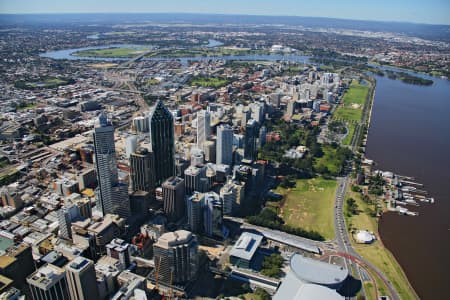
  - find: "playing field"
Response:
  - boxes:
[73,47,151,58]
[275,177,337,240]
[333,81,369,123]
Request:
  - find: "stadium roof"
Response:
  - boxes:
[290,254,348,286]
[273,254,346,300]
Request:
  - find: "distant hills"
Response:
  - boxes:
[1,13,449,42]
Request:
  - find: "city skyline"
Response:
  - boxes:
[0,5,448,299]
[0,0,449,25]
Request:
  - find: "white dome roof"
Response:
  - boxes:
[355,230,375,243]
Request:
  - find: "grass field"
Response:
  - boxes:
[190,77,230,88]
[342,123,356,146]
[274,177,337,240]
[73,47,151,58]
[74,46,260,59]
[333,81,369,122]
[345,190,418,300]
[313,145,343,175]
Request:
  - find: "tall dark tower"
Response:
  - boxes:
[244,119,258,161]
[149,100,175,186]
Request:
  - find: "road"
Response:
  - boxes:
[330,77,403,299]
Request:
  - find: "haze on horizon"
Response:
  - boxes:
[0,0,449,25]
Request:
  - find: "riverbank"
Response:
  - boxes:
[344,189,419,300]
[346,76,419,299]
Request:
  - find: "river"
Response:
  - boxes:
[366,74,450,300]
[40,46,450,298]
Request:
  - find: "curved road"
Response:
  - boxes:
[334,176,401,300]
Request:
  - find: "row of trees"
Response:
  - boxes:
[261,253,284,278]
[247,209,325,241]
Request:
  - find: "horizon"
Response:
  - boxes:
[0,0,449,26]
[0,11,449,27]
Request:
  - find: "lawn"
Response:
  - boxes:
[342,123,356,146]
[313,145,347,175]
[344,190,419,300]
[190,76,230,88]
[333,81,369,122]
[333,81,370,144]
[73,46,151,58]
[333,107,362,122]
[274,177,337,240]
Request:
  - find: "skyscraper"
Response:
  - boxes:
[216,124,233,166]
[65,257,99,300]
[129,147,155,194]
[162,176,185,221]
[153,230,199,285]
[244,119,258,161]
[197,110,210,148]
[220,180,237,215]
[184,165,207,195]
[186,192,204,233]
[93,112,130,219]
[57,204,81,240]
[149,100,175,186]
[203,192,223,238]
[27,264,70,300]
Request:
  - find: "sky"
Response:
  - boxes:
[0,0,449,25]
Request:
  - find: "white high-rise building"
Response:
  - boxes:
[93,112,130,219]
[125,135,138,159]
[220,182,235,215]
[65,257,99,300]
[216,124,233,166]
[57,204,81,240]
[27,264,70,300]
[197,110,211,148]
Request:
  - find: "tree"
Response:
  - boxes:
[254,288,271,300]
[261,253,284,278]
[347,198,359,215]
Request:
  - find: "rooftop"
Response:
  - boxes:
[290,254,348,286]
[229,232,263,261]
[67,256,92,272]
[155,230,193,248]
[27,264,66,289]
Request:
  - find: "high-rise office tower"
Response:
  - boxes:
[106,238,132,269]
[244,119,258,161]
[132,115,149,133]
[220,181,236,215]
[196,110,210,148]
[153,230,199,284]
[286,99,295,117]
[125,135,138,159]
[57,204,81,240]
[216,124,233,166]
[162,176,185,221]
[250,101,265,124]
[93,112,130,219]
[27,264,70,300]
[129,147,155,194]
[203,192,223,238]
[186,192,204,233]
[184,165,206,195]
[258,126,267,148]
[149,100,175,186]
[241,110,251,129]
[65,257,99,300]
